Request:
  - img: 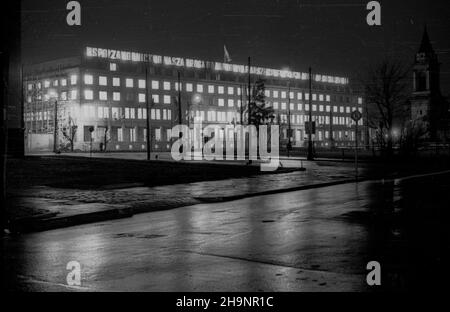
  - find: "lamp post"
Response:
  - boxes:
[49,90,59,154]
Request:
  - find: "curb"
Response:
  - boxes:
[9,207,134,233]
[193,178,360,203]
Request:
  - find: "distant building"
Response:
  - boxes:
[411,27,450,141]
[23,46,365,153]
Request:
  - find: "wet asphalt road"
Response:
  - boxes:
[3,172,449,292]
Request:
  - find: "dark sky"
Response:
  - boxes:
[21,0,450,94]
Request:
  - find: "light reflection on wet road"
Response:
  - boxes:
[3,174,448,291]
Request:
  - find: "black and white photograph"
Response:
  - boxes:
[1,0,450,302]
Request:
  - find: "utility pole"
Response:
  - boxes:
[177,71,183,154]
[355,119,359,179]
[247,57,251,126]
[307,67,314,161]
[240,85,244,124]
[329,109,333,149]
[53,99,58,153]
[177,71,182,126]
[287,85,292,157]
[145,65,151,160]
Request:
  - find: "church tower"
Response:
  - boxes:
[411,26,443,139]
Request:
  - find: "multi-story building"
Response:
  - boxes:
[23,46,365,153]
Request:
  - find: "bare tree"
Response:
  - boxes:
[61,116,77,152]
[102,126,111,152]
[363,59,411,157]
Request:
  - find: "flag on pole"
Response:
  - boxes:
[224,45,232,63]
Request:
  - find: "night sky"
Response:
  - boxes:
[21,0,450,94]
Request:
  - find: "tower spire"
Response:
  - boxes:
[418,25,434,54]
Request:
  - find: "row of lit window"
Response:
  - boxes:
[27,75,78,90]
[28,75,363,105]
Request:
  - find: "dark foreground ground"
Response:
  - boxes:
[3,171,449,291]
[7,154,450,191]
[6,156,262,191]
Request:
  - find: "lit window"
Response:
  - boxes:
[53,80,58,87]
[326,95,331,102]
[208,85,214,94]
[319,94,324,101]
[333,106,338,113]
[126,78,134,88]
[346,107,351,114]
[113,77,120,87]
[110,63,117,71]
[218,86,224,94]
[84,74,93,85]
[218,99,224,107]
[155,128,161,141]
[358,97,363,105]
[197,84,204,93]
[281,102,286,110]
[319,105,324,112]
[305,93,310,100]
[99,91,108,100]
[138,79,146,89]
[298,103,302,111]
[99,76,107,86]
[37,82,41,89]
[139,93,146,103]
[312,105,317,111]
[281,91,287,99]
[312,94,317,101]
[273,102,279,110]
[186,83,193,92]
[290,103,295,111]
[61,92,67,101]
[27,84,33,91]
[103,107,109,118]
[44,80,50,88]
[264,90,270,97]
[228,99,234,107]
[84,90,94,100]
[152,94,160,103]
[152,80,159,89]
[113,92,120,101]
[297,92,303,100]
[163,81,171,91]
[130,108,135,119]
[61,79,67,87]
[326,105,331,112]
[118,128,123,142]
[98,107,104,119]
[163,95,171,104]
[125,108,130,119]
[340,107,344,113]
[130,128,136,142]
[273,91,279,98]
[228,87,234,95]
[70,90,77,100]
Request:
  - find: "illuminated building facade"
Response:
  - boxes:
[23,47,365,152]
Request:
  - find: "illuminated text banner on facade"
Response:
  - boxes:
[85,47,348,85]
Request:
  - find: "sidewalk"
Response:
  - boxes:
[7,160,365,233]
